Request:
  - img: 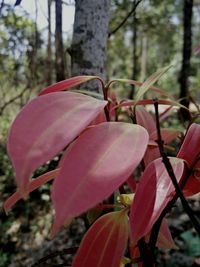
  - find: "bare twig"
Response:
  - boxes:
[148,99,200,251]
[153,99,200,234]
[31,247,78,267]
[108,0,142,38]
[0,87,27,116]
[14,0,22,6]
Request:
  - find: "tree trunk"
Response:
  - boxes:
[179,0,193,121]
[70,0,110,93]
[129,0,139,99]
[55,0,65,82]
[140,34,148,82]
[46,0,52,85]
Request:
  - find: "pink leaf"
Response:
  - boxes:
[130,157,185,244]
[7,92,107,197]
[72,210,129,267]
[38,76,103,96]
[3,168,59,213]
[143,146,160,166]
[51,122,149,235]
[136,107,156,134]
[177,123,200,167]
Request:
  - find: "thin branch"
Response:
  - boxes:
[108,0,142,38]
[149,100,200,250]
[14,0,22,6]
[153,99,200,234]
[149,193,178,249]
[31,247,78,267]
[0,87,27,116]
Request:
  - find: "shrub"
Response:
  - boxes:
[3,70,200,267]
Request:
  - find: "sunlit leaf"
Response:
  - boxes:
[51,122,149,235]
[134,66,171,104]
[3,169,59,213]
[106,79,168,97]
[72,210,129,267]
[130,157,185,244]
[39,76,103,96]
[7,92,107,197]
[113,99,183,109]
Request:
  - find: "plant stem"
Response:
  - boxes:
[138,238,155,267]
[32,247,78,267]
[153,99,200,235]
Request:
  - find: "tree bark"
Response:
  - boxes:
[179,0,193,121]
[140,34,148,82]
[55,0,65,82]
[70,0,110,93]
[129,0,139,99]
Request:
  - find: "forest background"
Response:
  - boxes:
[0,0,200,266]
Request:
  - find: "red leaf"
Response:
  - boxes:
[72,210,129,267]
[143,146,160,166]
[136,107,156,134]
[127,175,137,192]
[7,92,107,197]
[183,176,200,197]
[135,107,159,165]
[177,123,200,167]
[39,76,103,96]
[51,122,149,235]
[183,161,200,197]
[130,157,185,244]
[3,169,59,213]
[177,124,200,196]
[150,128,180,144]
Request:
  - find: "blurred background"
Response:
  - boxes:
[0,0,200,266]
